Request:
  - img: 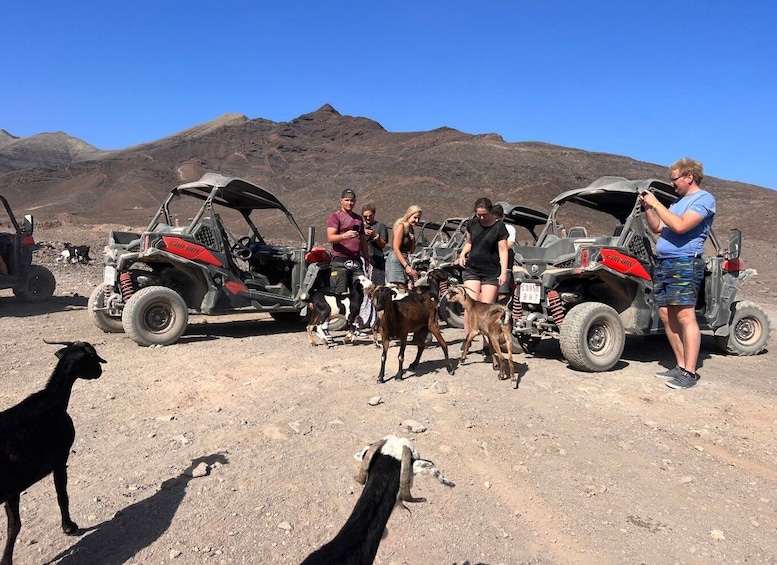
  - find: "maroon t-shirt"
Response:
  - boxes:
[327,210,362,259]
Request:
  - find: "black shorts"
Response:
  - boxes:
[462,268,499,287]
[331,257,365,294]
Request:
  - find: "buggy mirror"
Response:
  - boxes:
[21,214,34,236]
[307,226,316,252]
[728,228,741,259]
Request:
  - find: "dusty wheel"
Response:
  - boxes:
[439,296,464,328]
[89,284,124,333]
[14,265,56,302]
[122,286,189,346]
[560,302,625,372]
[715,301,771,355]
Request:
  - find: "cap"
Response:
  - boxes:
[341,189,356,199]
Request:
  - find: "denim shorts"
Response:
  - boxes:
[653,256,705,307]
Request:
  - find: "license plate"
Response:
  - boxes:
[519,283,541,304]
[103,266,116,286]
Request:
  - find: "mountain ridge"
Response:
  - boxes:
[1,105,774,250]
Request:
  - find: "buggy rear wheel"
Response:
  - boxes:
[439,296,465,328]
[14,265,56,302]
[715,301,771,355]
[560,302,625,372]
[122,286,189,346]
[89,283,124,333]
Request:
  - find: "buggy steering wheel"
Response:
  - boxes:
[231,236,254,260]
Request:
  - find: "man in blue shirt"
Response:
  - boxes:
[640,158,716,389]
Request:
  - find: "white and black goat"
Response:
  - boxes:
[447,285,518,386]
[0,341,106,565]
[301,435,454,565]
[307,274,373,346]
[371,286,454,383]
[56,243,91,265]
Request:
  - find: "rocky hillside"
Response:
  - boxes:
[1,105,775,247]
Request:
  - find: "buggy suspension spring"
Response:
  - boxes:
[511,285,523,322]
[438,280,448,296]
[547,290,565,325]
[119,272,136,301]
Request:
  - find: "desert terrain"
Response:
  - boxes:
[2,223,776,565]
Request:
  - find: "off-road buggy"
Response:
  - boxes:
[411,206,549,328]
[89,173,330,346]
[0,194,56,302]
[511,176,771,371]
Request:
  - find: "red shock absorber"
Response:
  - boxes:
[511,285,523,322]
[438,279,448,297]
[547,290,565,326]
[119,271,136,301]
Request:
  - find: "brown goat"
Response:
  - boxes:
[370,286,454,383]
[446,285,517,386]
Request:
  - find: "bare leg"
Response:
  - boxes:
[675,305,701,373]
[659,306,686,370]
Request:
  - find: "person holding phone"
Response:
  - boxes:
[639,158,716,389]
[326,189,370,334]
[361,203,389,285]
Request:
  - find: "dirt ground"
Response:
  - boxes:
[2,224,776,565]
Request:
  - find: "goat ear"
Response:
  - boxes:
[413,458,456,487]
[399,446,426,503]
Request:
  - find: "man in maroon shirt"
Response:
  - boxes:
[325,189,370,337]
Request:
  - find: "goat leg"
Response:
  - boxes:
[394,340,407,380]
[53,465,78,534]
[377,343,389,383]
[408,330,428,370]
[502,327,515,383]
[460,330,479,363]
[428,324,455,375]
[2,495,21,565]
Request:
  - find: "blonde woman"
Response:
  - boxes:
[385,205,422,289]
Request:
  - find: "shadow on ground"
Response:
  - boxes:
[47,453,228,565]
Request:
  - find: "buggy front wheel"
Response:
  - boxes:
[89,284,124,333]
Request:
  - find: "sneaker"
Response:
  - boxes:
[666,369,699,390]
[655,365,684,379]
[351,326,370,339]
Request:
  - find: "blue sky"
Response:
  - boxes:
[2,1,775,189]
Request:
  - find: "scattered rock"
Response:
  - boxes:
[431,380,448,394]
[368,396,382,406]
[401,419,427,433]
[186,462,209,478]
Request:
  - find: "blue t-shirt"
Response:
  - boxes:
[655,190,716,258]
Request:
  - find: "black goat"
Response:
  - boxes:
[0,341,106,565]
[301,435,454,565]
[371,286,454,383]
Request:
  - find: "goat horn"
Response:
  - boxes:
[399,445,426,503]
[43,339,76,346]
[353,439,387,485]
